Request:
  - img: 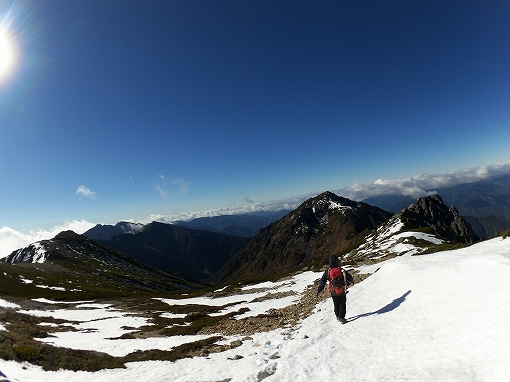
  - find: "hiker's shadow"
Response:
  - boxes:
[349,290,411,322]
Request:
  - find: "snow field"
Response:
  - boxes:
[0,237,509,381]
[265,238,510,381]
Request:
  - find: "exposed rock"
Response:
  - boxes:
[198,280,330,337]
[399,194,478,243]
[215,192,393,284]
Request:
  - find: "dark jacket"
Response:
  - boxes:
[317,255,354,295]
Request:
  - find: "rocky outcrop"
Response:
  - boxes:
[215,192,393,284]
[2,242,49,264]
[398,194,478,243]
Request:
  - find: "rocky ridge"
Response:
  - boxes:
[215,191,393,284]
[399,194,478,243]
[346,194,478,264]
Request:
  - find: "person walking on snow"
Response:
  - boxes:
[317,255,354,324]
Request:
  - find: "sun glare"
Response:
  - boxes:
[0,26,17,83]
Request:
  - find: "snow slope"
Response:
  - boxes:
[1,237,509,381]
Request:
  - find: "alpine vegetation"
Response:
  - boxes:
[0,236,509,381]
[0,192,508,381]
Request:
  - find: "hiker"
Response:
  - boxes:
[317,255,354,324]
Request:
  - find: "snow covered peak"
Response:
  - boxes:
[5,242,50,264]
[346,194,478,263]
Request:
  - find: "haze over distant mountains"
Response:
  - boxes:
[151,163,510,239]
[5,191,485,291]
[0,162,509,260]
[75,170,510,285]
[363,173,510,238]
[131,172,510,240]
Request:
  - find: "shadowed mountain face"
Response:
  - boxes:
[96,222,251,284]
[215,192,394,284]
[83,221,144,241]
[1,230,200,298]
[363,173,510,238]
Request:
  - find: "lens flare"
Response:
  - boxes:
[0,25,17,83]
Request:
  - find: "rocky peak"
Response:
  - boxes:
[83,221,144,241]
[290,191,357,230]
[2,242,50,264]
[215,192,393,284]
[399,194,478,243]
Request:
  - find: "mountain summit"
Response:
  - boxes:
[84,221,144,241]
[348,194,479,264]
[1,230,198,296]
[215,192,393,283]
[398,194,478,243]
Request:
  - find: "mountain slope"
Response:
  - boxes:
[0,230,199,299]
[347,194,478,264]
[1,236,508,381]
[174,210,290,237]
[363,173,510,238]
[215,191,393,284]
[83,221,144,241]
[97,222,251,283]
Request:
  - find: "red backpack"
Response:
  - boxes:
[328,267,346,296]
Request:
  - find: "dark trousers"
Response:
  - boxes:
[331,293,347,319]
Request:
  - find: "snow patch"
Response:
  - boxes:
[9,243,49,263]
[19,275,33,284]
[1,238,509,381]
[0,298,20,309]
[328,200,352,212]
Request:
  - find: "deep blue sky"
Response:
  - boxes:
[1,0,510,232]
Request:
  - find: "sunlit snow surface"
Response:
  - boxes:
[157,271,314,319]
[354,217,445,259]
[1,237,510,381]
[0,299,20,309]
[8,242,49,263]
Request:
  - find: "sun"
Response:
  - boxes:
[0,26,17,83]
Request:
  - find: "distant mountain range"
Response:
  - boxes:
[0,230,200,299]
[364,173,510,238]
[173,210,290,237]
[83,221,144,241]
[91,222,251,284]
[81,191,479,286]
[2,173,508,296]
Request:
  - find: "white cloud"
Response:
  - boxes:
[0,220,96,259]
[173,178,189,195]
[144,160,510,224]
[335,160,510,201]
[156,185,168,199]
[155,176,189,198]
[76,185,96,199]
[143,194,310,225]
